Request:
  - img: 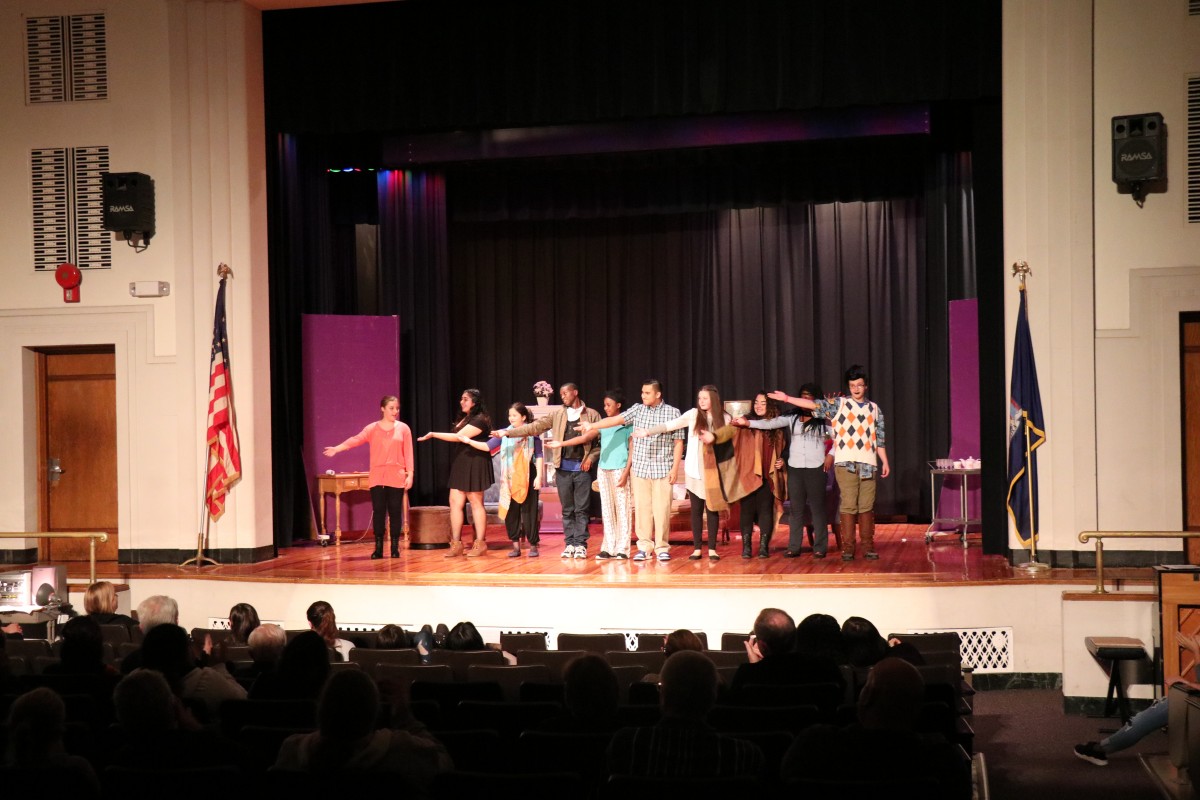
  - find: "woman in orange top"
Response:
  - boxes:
[324,395,414,559]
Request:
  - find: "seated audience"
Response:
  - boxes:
[140,622,246,723]
[227,603,261,645]
[841,616,925,668]
[779,657,970,797]
[45,615,116,676]
[729,608,842,697]
[83,580,136,628]
[794,613,846,664]
[243,622,286,679]
[608,651,764,778]
[307,600,354,661]
[107,668,244,770]
[376,624,410,650]
[273,668,452,787]
[643,629,705,684]
[536,654,622,733]
[119,594,180,674]
[250,629,330,700]
[445,621,486,650]
[4,686,100,792]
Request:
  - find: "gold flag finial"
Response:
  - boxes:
[217,263,233,279]
[1011,261,1031,290]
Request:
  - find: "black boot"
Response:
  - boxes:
[371,532,384,560]
[742,534,753,559]
[759,530,771,558]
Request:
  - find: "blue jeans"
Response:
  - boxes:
[556,467,592,548]
[1102,695,1168,753]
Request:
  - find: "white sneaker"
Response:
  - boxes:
[574,546,587,559]
[561,546,575,559]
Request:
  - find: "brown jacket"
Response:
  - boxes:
[507,404,602,468]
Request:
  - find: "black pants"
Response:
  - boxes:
[786,466,827,554]
[370,485,405,540]
[689,490,719,549]
[505,461,540,545]
[740,482,775,544]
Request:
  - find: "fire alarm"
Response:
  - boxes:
[55,263,82,303]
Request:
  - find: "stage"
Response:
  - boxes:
[60,523,1157,695]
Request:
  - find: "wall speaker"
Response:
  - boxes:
[1112,113,1164,184]
[102,172,155,242]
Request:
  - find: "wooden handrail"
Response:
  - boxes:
[1078,530,1200,594]
[0,532,108,585]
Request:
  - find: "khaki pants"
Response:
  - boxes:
[834,465,876,514]
[632,475,674,553]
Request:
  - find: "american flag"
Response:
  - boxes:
[205,277,241,519]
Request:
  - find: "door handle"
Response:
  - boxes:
[48,458,65,484]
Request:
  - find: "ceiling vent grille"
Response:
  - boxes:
[26,13,108,104]
[31,145,112,271]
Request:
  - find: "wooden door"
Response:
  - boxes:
[38,349,118,561]
[1183,317,1200,563]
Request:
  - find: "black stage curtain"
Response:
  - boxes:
[264,0,999,136]
[268,136,974,540]
[447,200,929,518]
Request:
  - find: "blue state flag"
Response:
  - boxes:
[1006,287,1046,546]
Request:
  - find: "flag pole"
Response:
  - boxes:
[1013,262,1049,576]
[182,263,232,568]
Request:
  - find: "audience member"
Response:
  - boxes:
[228,603,261,644]
[376,624,409,650]
[779,657,970,797]
[841,616,924,668]
[274,668,452,786]
[536,654,621,733]
[642,629,705,684]
[244,622,286,679]
[608,651,764,778]
[140,623,246,723]
[83,580,136,627]
[4,687,100,792]
[45,615,115,676]
[107,668,244,770]
[307,600,354,661]
[119,594,180,674]
[729,608,842,697]
[250,629,330,700]
[445,621,486,651]
[794,613,846,664]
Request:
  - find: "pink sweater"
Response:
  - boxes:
[338,421,414,489]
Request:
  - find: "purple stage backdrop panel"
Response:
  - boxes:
[934,299,982,530]
[302,315,400,536]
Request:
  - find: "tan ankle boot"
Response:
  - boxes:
[466,537,489,557]
[443,540,464,558]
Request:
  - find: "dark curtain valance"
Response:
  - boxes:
[263,0,1000,136]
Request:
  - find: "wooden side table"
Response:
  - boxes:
[317,472,370,546]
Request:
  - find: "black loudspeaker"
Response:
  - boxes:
[101,172,155,241]
[1112,113,1165,184]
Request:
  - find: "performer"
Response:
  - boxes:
[769,365,889,560]
[418,389,494,557]
[498,403,543,558]
[735,384,832,558]
[583,380,683,562]
[493,382,601,559]
[736,392,787,559]
[546,388,633,559]
[633,385,731,561]
[323,395,413,559]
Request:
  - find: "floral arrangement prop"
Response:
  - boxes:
[533,380,554,405]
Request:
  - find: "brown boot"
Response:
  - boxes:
[840,513,857,560]
[443,540,464,558]
[466,536,489,557]
[859,511,878,559]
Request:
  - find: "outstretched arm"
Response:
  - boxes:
[581,413,628,434]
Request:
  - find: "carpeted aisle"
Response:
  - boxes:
[973,688,1167,799]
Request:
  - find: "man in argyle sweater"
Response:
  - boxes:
[768,364,889,560]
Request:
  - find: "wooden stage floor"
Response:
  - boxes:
[71,523,1152,591]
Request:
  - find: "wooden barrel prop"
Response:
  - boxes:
[408,506,451,549]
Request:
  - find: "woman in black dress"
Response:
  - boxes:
[418,388,494,557]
